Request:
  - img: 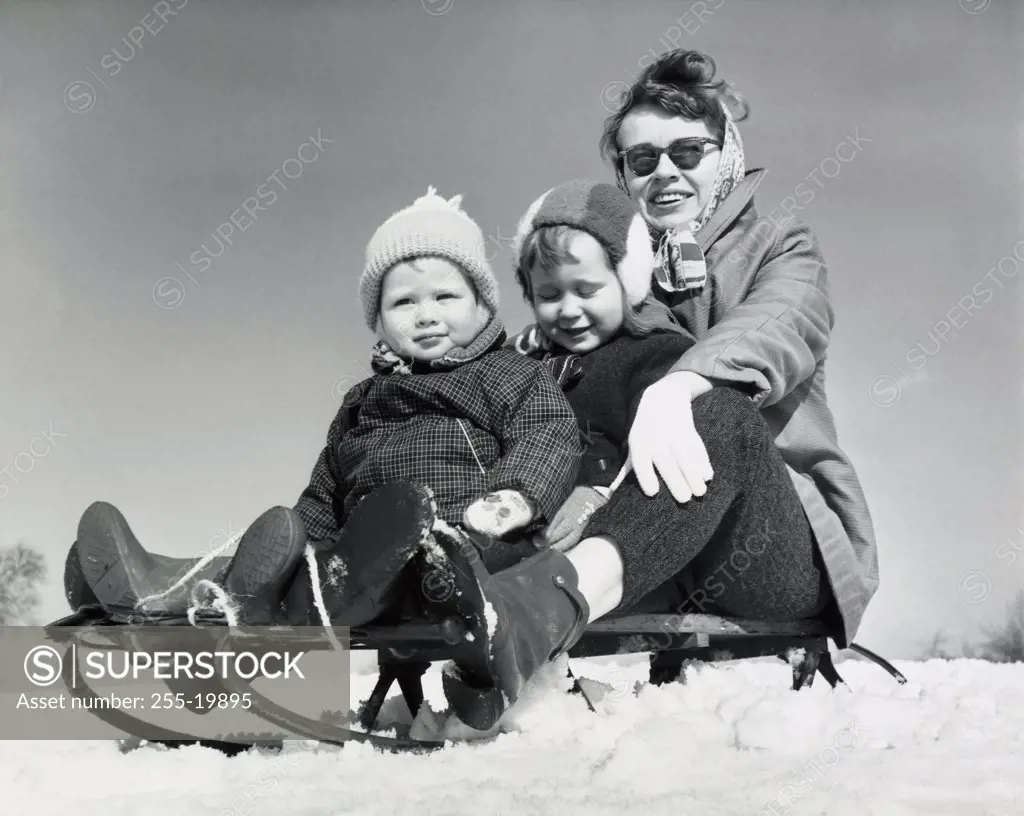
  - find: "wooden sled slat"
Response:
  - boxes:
[584,613,829,637]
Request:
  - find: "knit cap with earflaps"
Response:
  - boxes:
[512,179,655,307]
[360,187,499,330]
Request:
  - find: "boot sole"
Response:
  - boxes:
[224,507,306,623]
[309,482,436,627]
[77,501,160,608]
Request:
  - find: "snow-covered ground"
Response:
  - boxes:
[4,652,1021,816]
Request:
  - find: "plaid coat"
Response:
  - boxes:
[294,319,581,541]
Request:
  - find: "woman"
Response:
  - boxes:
[434,48,879,730]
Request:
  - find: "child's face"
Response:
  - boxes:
[528,232,625,353]
[379,258,488,361]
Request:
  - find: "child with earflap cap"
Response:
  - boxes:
[433,179,699,730]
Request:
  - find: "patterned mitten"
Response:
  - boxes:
[540,486,608,552]
[463,490,535,538]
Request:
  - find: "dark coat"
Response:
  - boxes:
[294,321,582,541]
[558,330,697,487]
[511,300,696,489]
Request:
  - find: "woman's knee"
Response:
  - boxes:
[692,386,772,450]
[704,559,827,622]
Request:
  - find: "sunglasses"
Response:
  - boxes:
[618,137,722,177]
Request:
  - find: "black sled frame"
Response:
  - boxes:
[44,604,905,755]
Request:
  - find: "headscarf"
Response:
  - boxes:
[650,102,746,294]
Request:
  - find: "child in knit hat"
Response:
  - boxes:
[281,186,584,624]
[64,188,582,629]
[283,186,581,613]
[431,180,704,729]
[511,179,699,556]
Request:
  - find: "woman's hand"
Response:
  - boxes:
[626,371,714,503]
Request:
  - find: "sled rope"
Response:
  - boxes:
[608,457,631,494]
[135,528,245,610]
[304,543,345,653]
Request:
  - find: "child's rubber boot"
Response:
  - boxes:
[284,482,437,627]
[76,501,231,612]
[210,506,307,625]
[432,527,590,731]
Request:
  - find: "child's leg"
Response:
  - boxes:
[210,506,307,624]
[282,482,437,628]
[461,529,540,574]
[564,535,624,622]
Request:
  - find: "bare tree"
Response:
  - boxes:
[0,542,47,624]
[919,629,980,660]
[920,630,954,660]
[978,589,1024,663]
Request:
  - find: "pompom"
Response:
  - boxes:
[409,186,468,215]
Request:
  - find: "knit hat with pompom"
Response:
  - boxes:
[360,187,499,330]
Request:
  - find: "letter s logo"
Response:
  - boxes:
[24,646,63,687]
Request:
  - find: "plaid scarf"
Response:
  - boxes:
[651,103,746,295]
[370,341,415,375]
[511,325,582,387]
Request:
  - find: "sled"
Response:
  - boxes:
[43,601,905,755]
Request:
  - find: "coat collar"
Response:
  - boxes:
[693,168,767,252]
[372,313,507,375]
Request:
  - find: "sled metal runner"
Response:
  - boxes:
[46,605,451,754]
[45,604,905,755]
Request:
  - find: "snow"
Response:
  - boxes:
[484,601,498,640]
[324,555,347,588]
[4,654,1023,815]
[420,528,448,568]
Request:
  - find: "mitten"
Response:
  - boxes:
[541,486,608,552]
[463,489,535,538]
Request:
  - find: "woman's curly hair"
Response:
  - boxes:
[599,49,749,188]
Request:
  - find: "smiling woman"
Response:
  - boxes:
[583,48,879,648]
[601,52,748,237]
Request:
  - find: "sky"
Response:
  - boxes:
[1,0,1021,657]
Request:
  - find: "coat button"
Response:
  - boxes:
[554,575,565,587]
